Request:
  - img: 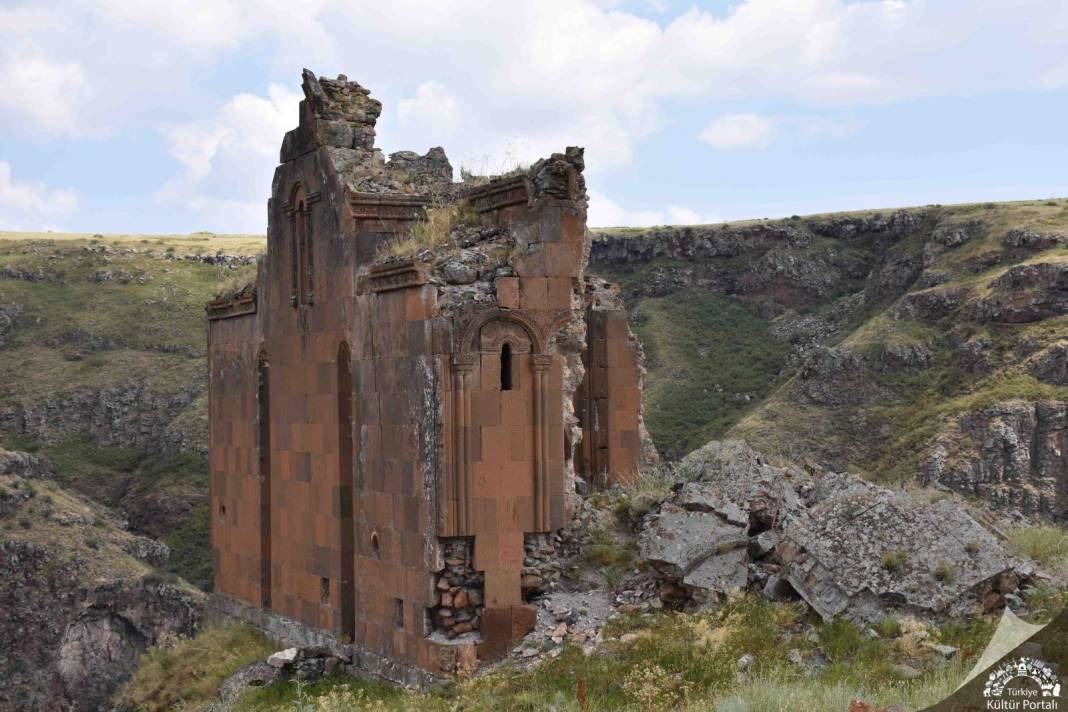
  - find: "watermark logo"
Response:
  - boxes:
[982,656,1061,710]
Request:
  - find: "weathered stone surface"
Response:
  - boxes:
[893,286,967,321]
[970,262,1068,323]
[267,647,299,668]
[781,481,1028,620]
[638,502,748,586]
[1003,228,1068,250]
[1027,341,1068,385]
[924,400,1068,518]
[931,220,984,247]
[639,440,1034,622]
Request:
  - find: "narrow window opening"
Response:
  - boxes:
[218,502,226,524]
[370,531,381,559]
[500,343,513,391]
[393,598,405,629]
[320,577,330,606]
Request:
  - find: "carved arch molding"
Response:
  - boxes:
[448,307,571,535]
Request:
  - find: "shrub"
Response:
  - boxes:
[876,617,901,639]
[818,618,867,662]
[933,562,954,583]
[882,548,907,574]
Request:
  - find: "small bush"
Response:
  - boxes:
[18,517,31,529]
[876,617,901,639]
[882,548,907,574]
[818,618,867,662]
[933,562,954,582]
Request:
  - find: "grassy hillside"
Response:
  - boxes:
[0,231,262,589]
[4,196,1068,593]
[592,197,1068,481]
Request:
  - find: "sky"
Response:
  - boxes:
[0,0,1066,234]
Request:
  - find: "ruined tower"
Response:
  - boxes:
[206,70,652,684]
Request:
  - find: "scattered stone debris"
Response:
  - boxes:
[636,440,1036,623]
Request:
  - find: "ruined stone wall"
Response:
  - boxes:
[209,69,644,681]
[207,302,264,608]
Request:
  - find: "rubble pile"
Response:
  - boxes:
[431,538,484,639]
[638,440,1037,623]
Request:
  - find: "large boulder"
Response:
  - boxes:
[637,440,1035,623]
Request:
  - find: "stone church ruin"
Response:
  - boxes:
[206,70,653,684]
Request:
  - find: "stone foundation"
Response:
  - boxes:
[207,593,443,689]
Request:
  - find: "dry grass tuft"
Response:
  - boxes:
[381,201,479,258]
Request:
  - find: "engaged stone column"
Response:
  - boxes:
[452,357,476,534]
[532,354,553,532]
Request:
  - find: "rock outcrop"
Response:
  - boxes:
[924,401,1068,519]
[638,440,1034,623]
[0,469,204,711]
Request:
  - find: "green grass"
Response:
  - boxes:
[1008,526,1068,581]
[220,596,995,711]
[21,436,212,588]
[114,625,275,712]
[161,504,212,590]
[630,291,790,458]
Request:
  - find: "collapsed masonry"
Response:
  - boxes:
[206,70,655,685]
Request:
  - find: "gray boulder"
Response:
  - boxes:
[637,440,1035,622]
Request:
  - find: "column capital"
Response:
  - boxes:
[452,355,478,371]
[531,354,554,371]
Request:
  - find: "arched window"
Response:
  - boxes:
[290,185,313,306]
[500,343,513,391]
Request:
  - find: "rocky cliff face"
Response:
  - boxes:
[0,457,204,711]
[589,199,1068,518]
[925,401,1068,519]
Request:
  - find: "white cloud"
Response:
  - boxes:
[155,84,300,232]
[397,81,463,140]
[3,0,1067,231]
[698,112,861,150]
[699,113,778,150]
[588,191,720,228]
[4,0,1068,144]
[0,161,79,231]
[0,57,89,137]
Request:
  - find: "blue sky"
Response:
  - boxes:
[1,0,1066,233]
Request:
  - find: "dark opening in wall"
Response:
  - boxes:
[394,598,404,629]
[320,577,330,606]
[371,531,381,559]
[218,502,226,524]
[500,343,513,391]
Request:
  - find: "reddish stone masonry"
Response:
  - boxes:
[206,69,652,685]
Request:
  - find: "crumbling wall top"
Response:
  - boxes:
[301,70,381,147]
